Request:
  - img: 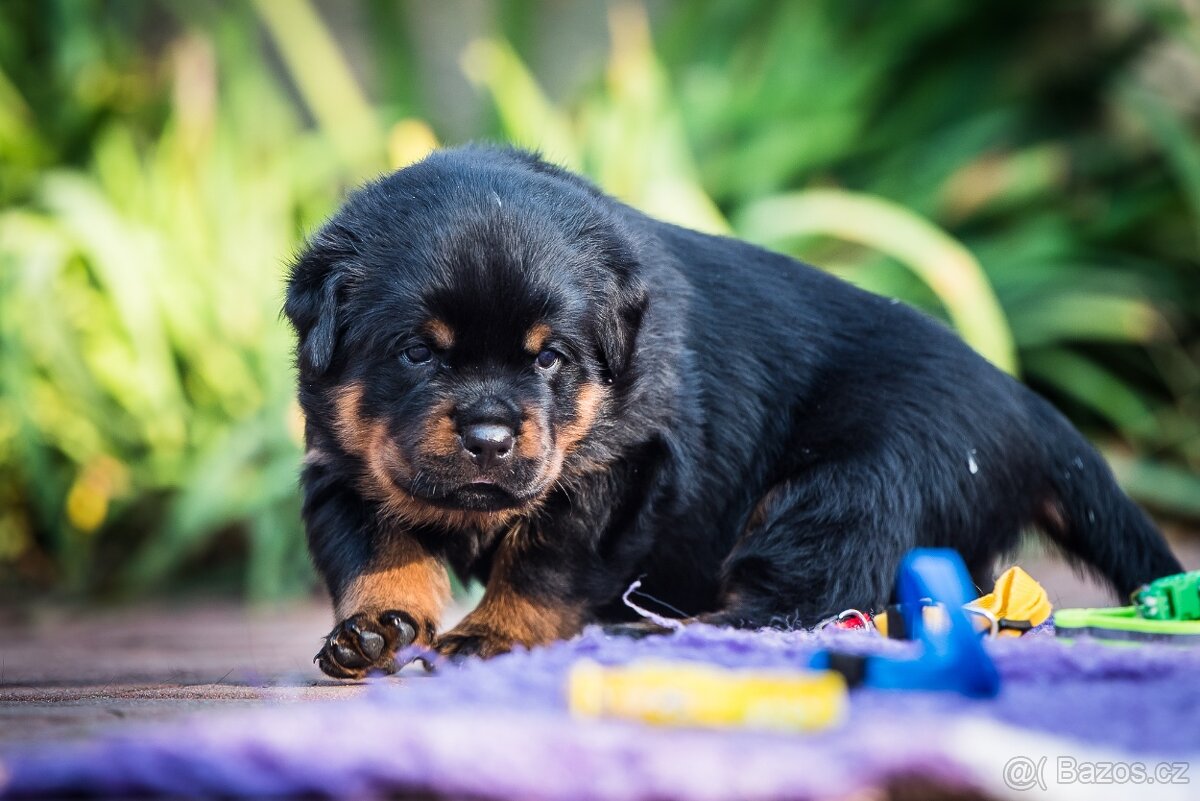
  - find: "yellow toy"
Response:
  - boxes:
[568,659,846,732]
[874,566,1051,638]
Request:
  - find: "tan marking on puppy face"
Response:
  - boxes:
[517,404,548,460]
[557,382,603,453]
[333,383,504,530]
[332,384,531,533]
[424,318,455,350]
[523,323,551,354]
[369,477,525,533]
[424,399,460,458]
[334,382,412,489]
[368,466,524,534]
[333,383,373,456]
[534,381,607,486]
[335,532,450,643]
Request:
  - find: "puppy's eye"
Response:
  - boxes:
[535,349,561,370]
[403,344,433,365]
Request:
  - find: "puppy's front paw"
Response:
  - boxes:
[436,626,514,661]
[315,610,419,679]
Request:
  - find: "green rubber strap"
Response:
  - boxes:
[1054,606,1200,638]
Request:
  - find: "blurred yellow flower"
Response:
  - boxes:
[65,456,130,534]
[0,508,31,561]
[388,119,439,170]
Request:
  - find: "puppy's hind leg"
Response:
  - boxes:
[703,465,915,630]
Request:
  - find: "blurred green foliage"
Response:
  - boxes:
[1,0,1197,600]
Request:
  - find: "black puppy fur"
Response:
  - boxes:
[286,145,1182,677]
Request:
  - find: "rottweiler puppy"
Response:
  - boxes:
[285,145,1181,678]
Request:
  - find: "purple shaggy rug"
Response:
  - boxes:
[3,625,1200,799]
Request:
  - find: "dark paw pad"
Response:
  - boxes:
[315,610,419,679]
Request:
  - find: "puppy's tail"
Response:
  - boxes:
[1030,399,1182,598]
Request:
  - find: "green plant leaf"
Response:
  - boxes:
[1009,293,1168,348]
[460,38,581,170]
[1105,452,1200,519]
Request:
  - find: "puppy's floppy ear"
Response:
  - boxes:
[284,232,354,377]
[594,244,649,381]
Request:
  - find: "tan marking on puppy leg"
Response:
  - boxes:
[441,534,585,652]
[424,318,455,350]
[451,591,584,653]
[335,532,450,643]
[723,483,791,556]
[523,323,552,354]
[745,484,787,534]
[1038,496,1068,537]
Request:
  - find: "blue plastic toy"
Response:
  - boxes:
[811,548,1001,698]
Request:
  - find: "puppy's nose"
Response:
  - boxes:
[460,423,515,470]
